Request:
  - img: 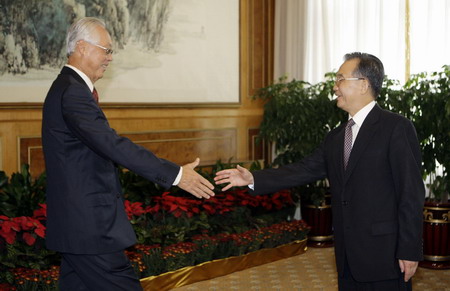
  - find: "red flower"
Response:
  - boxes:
[0,283,15,291]
[145,204,160,214]
[0,228,16,244]
[156,193,202,218]
[202,204,216,215]
[34,225,46,238]
[13,217,34,231]
[124,200,146,220]
[0,218,19,244]
[22,232,36,246]
[33,204,47,220]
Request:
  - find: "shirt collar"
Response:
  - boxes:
[65,64,94,92]
[349,100,376,127]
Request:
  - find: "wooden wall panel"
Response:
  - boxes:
[248,128,267,162]
[122,129,237,165]
[0,0,275,177]
[20,129,237,177]
[248,0,275,96]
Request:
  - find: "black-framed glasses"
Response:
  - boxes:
[334,77,365,85]
[84,40,114,55]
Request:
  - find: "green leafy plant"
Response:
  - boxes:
[253,74,343,206]
[254,74,344,167]
[0,165,46,217]
[405,66,450,202]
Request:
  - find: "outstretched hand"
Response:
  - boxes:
[214,165,254,191]
[178,158,215,199]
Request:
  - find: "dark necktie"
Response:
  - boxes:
[343,119,355,169]
[92,88,99,104]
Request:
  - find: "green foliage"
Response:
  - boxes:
[0,165,46,217]
[393,67,450,201]
[253,74,342,205]
[427,176,449,203]
[150,213,210,246]
[0,239,60,286]
[141,247,164,277]
[254,74,345,166]
[119,168,166,204]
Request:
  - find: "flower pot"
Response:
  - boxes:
[301,194,333,247]
[140,239,307,291]
[420,200,450,269]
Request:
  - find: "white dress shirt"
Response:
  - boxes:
[348,100,376,146]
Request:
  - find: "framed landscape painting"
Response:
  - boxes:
[0,0,240,107]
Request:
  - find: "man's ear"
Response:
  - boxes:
[75,40,86,56]
[360,79,370,95]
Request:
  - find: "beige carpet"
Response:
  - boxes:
[172,247,450,290]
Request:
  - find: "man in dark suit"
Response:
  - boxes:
[215,53,425,290]
[42,17,215,290]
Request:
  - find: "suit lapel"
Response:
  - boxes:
[60,66,104,112]
[330,123,346,184]
[343,105,381,183]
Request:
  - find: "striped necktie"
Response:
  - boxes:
[343,119,355,169]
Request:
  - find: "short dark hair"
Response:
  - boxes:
[344,52,385,98]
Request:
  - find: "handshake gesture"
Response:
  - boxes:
[178,161,255,198]
[178,158,215,199]
[214,165,254,191]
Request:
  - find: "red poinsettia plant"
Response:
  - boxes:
[0,204,46,246]
[0,164,307,290]
[125,188,293,219]
[124,187,296,246]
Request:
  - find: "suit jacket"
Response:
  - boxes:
[42,67,180,254]
[251,104,425,282]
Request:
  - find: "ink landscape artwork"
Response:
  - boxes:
[0,0,239,105]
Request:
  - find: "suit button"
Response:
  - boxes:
[342,201,349,206]
[116,194,121,198]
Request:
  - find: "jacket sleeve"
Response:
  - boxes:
[252,142,328,195]
[61,84,180,189]
[389,118,425,261]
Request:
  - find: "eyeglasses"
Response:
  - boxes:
[334,77,365,85]
[84,40,114,55]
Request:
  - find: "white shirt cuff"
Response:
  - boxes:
[248,184,255,190]
[173,167,183,185]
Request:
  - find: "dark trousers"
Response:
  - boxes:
[338,255,412,291]
[58,250,143,291]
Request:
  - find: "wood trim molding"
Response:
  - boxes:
[19,128,238,177]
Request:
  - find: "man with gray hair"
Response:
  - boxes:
[42,17,215,290]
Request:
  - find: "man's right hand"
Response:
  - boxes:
[178,158,215,199]
[214,165,254,191]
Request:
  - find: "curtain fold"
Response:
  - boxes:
[410,0,450,74]
[274,0,411,84]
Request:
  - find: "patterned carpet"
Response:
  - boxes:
[172,247,450,290]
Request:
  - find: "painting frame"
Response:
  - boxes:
[0,0,241,108]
